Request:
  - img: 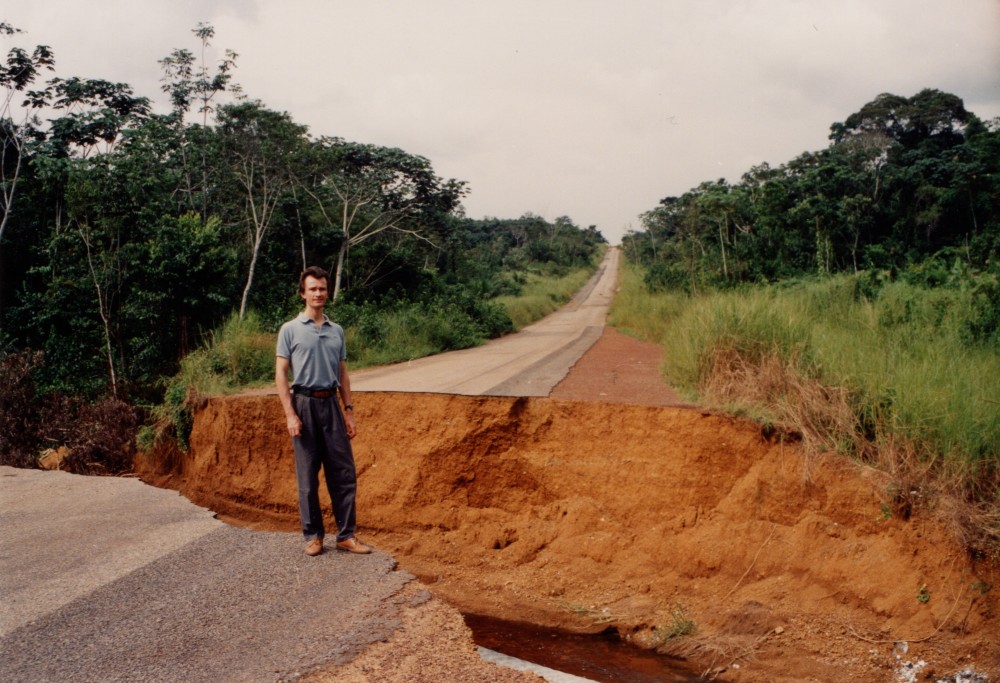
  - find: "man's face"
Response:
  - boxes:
[301,275,329,309]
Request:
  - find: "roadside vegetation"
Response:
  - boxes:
[612,263,1000,549]
[494,266,596,330]
[617,89,1000,555]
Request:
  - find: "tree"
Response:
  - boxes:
[628,89,1000,286]
[159,23,239,217]
[0,22,54,244]
[216,101,308,318]
[303,138,466,300]
[830,89,973,155]
[22,75,151,160]
[135,213,238,361]
[0,21,614,404]
[76,216,121,396]
[159,23,238,127]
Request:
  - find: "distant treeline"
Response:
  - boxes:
[624,89,1000,293]
[0,22,604,402]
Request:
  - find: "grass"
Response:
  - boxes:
[611,263,1000,553]
[657,604,697,640]
[167,312,276,396]
[343,263,598,367]
[494,265,597,330]
[346,303,479,368]
[141,312,275,452]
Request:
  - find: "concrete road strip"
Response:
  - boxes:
[478,647,599,682]
[351,248,619,396]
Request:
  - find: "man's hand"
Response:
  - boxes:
[276,356,301,438]
[339,363,357,439]
[344,412,357,439]
[286,413,302,438]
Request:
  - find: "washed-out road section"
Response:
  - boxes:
[0,250,622,682]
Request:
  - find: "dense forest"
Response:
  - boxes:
[0,23,604,468]
[623,88,1000,309]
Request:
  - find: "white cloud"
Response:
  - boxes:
[6,0,999,243]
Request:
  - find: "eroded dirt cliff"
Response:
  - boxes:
[140,384,999,682]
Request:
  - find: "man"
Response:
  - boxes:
[276,266,371,557]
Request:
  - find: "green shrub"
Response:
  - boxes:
[202,312,276,386]
[963,272,1000,346]
[644,261,691,292]
[0,349,137,472]
[146,313,274,452]
[0,350,45,467]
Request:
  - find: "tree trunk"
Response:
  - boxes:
[815,216,830,275]
[0,142,24,244]
[851,229,860,274]
[80,226,118,397]
[333,239,348,301]
[718,217,729,280]
[239,235,263,319]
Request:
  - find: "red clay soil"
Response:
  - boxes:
[139,328,1000,682]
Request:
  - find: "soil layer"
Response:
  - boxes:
[139,329,1000,682]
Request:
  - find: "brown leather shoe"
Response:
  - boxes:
[305,538,323,556]
[335,537,372,554]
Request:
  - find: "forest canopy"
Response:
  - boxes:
[623,88,1000,295]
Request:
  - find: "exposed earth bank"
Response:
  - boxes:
[139,329,1000,682]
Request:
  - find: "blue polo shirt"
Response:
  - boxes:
[276,313,347,390]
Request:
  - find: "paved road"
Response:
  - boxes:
[0,466,411,682]
[352,247,619,396]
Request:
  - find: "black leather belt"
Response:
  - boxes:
[294,388,337,398]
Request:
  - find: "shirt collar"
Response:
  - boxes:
[296,312,331,326]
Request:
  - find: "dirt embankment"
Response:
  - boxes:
[139,331,1000,682]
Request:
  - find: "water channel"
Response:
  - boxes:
[464,614,714,682]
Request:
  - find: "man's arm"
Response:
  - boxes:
[339,362,357,439]
[276,355,301,437]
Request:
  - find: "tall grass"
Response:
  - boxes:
[346,298,509,367]
[609,263,689,345]
[346,265,597,364]
[612,264,1000,549]
[494,266,596,330]
[168,312,276,395]
[143,313,275,452]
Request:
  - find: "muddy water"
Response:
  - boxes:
[464,614,709,682]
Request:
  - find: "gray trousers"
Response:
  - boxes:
[291,394,358,542]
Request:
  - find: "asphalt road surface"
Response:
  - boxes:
[0,466,411,682]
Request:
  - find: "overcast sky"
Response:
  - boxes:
[8,1,1000,244]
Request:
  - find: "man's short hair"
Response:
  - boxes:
[299,266,331,294]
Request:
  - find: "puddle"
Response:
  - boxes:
[464,614,709,682]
